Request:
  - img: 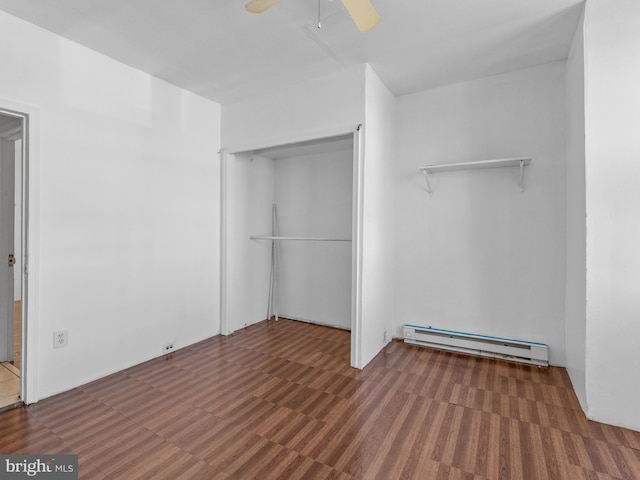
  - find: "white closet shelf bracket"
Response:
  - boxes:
[418,157,532,195]
[420,169,433,195]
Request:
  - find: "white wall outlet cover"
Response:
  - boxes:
[53,330,68,348]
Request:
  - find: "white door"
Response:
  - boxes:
[0,138,15,362]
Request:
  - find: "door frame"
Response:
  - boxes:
[220,125,364,368]
[0,99,40,404]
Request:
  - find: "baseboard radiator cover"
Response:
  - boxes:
[403,325,549,367]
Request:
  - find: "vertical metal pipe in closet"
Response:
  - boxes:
[266,204,278,321]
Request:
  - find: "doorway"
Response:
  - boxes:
[220,127,364,368]
[252,135,354,330]
[0,111,24,410]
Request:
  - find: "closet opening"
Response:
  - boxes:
[221,128,363,368]
[0,108,29,410]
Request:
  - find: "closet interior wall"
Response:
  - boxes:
[225,152,275,333]
[272,146,353,330]
[225,136,353,333]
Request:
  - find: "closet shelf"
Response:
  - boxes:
[250,235,352,242]
[418,157,532,195]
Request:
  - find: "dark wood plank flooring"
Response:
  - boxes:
[1,319,640,479]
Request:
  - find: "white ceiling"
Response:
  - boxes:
[0,0,584,105]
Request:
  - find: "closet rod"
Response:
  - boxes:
[250,235,351,242]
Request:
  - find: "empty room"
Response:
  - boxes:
[0,0,639,478]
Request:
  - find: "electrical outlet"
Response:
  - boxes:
[53,330,68,348]
[163,343,175,354]
[384,330,388,343]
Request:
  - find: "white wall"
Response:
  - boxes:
[0,10,221,400]
[564,7,587,410]
[274,150,353,329]
[0,139,15,362]
[222,65,366,152]
[14,139,22,301]
[224,153,275,333]
[583,0,640,430]
[358,66,396,366]
[393,63,567,365]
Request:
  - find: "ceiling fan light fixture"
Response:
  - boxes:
[245,0,281,14]
[339,0,379,32]
[244,0,379,32]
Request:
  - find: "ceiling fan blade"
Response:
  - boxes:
[340,0,380,32]
[245,0,281,14]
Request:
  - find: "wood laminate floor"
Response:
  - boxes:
[1,319,640,479]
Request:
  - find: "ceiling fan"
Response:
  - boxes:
[245,0,380,32]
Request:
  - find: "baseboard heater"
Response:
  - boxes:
[403,324,549,367]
